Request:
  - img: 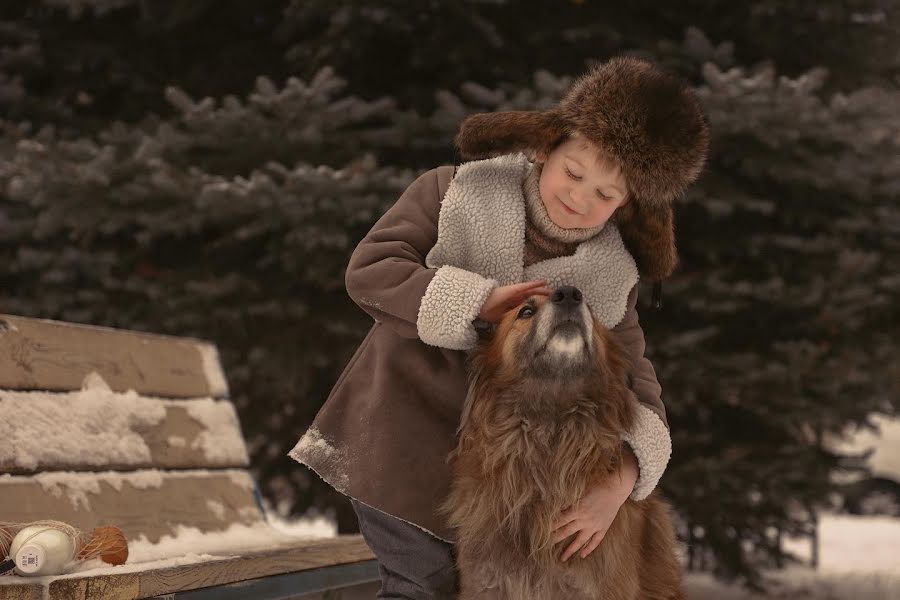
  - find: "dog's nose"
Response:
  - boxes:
[550,286,583,310]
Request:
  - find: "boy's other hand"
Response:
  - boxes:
[478,280,553,323]
[553,445,639,562]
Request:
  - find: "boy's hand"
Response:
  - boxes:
[552,445,639,562]
[478,280,553,323]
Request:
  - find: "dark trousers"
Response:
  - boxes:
[350,498,460,599]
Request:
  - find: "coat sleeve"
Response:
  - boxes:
[344,166,497,345]
[612,284,672,501]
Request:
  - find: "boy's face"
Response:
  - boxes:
[536,134,629,230]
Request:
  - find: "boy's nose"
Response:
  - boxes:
[567,190,586,211]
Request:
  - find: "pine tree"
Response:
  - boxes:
[651,60,900,586]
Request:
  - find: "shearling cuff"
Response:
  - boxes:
[621,402,672,501]
[416,265,497,350]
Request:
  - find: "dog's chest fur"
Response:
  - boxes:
[444,379,641,598]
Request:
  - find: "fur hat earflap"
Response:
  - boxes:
[455,56,710,281]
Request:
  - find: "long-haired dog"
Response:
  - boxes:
[439,285,684,599]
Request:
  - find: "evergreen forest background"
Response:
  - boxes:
[1,0,898,590]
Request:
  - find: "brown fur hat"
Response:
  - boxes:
[455,56,710,281]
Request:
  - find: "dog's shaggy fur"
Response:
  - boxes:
[439,287,684,599]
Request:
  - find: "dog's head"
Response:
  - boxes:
[472,285,628,386]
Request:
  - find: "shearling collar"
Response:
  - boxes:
[425,153,639,329]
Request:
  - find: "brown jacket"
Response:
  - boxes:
[290,155,669,542]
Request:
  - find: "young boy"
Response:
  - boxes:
[290,56,709,599]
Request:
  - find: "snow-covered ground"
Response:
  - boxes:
[832,414,900,482]
[685,513,900,599]
[686,414,900,598]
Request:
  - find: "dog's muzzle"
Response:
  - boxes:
[532,286,593,361]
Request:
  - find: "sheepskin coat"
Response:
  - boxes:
[290,153,671,542]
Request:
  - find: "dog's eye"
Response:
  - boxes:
[517,306,535,319]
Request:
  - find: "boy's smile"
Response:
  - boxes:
[536,134,630,230]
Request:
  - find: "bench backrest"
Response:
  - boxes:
[0,314,264,544]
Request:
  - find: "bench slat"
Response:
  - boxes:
[0,537,377,600]
[135,538,376,599]
[158,559,380,599]
[0,470,262,544]
[0,585,42,600]
[0,315,228,399]
[0,395,250,474]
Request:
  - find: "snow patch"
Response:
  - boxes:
[81,371,111,391]
[207,500,226,520]
[185,399,250,465]
[33,472,102,511]
[198,343,230,398]
[782,513,900,573]
[9,469,254,512]
[687,513,900,599]
[831,414,900,482]
[0,387,164,471]
[289,428,350,489]
[226,470,255,490]
[0,387,248,471]
[0,516,337,588]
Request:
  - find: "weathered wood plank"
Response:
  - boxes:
[1,577,383,600]
[0,584,42,600]
[15,537,377,600]
[0,470,262,544]
[145,559,379,599]
[0,314,228,398]
[136,538,376,599]
[0,395,249,474]
[48,575,141,600]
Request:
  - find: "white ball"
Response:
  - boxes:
[9,525,76,577]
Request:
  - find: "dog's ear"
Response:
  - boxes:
[473,318,496,342]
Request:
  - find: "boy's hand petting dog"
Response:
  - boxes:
[478,280,554,323]
[552,445,640,562]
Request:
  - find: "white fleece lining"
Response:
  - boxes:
[420,152,639,352]
[416,265,498,350]
[621,401,673,501]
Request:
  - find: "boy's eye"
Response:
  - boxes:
[517,306,535,319]
[565,166,613,200]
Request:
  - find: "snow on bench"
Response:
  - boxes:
[0,314,377,599]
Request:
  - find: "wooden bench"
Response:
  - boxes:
[0,314,379,599]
